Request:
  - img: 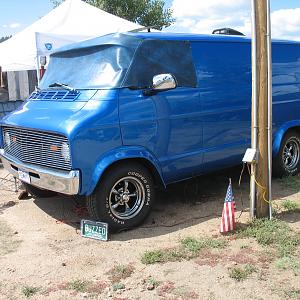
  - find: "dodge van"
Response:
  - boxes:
[1,32,300,231]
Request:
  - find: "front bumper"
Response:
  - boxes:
[0,149,80,195]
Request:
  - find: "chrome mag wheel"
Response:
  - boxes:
[108,176,145,220]
[283,137,300,172]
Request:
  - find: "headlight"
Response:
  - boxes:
[61,142,71,163]
[4,132,11,146]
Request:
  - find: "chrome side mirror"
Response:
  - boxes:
[152,74,177,90]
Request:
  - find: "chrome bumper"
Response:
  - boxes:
[0,149,80,195]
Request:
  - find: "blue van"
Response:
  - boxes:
[1,32,300,231]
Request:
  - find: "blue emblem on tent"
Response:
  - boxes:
[45,43,53,51]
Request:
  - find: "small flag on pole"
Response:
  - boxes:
[220,178,236,233]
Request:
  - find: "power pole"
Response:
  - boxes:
[252,0,272,218]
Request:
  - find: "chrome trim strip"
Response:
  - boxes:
[0,150,79,195]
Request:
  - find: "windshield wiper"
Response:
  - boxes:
[49,82,76,91]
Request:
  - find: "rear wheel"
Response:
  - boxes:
[273,130,300,177]
[87,162,155,232]
[23,183,57,198]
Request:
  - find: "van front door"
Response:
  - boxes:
[118,86,202,183]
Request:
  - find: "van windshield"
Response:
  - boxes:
[39,44,136,89]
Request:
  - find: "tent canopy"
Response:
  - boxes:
[0,0,140,71]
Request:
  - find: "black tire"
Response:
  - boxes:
[24,183,57,198]
[87,162,155,232]
[273,130,300,177]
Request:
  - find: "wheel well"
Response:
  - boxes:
[100,158,165,189]
[286,126,300,136]
[273,126,300,158]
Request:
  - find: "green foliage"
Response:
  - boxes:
[51,0,174,30]
[67,280,88,292]
[106,264,134,283]
[112,282,125,291]
[0,36,11,43]
[21,286,40,298]
[282,200,300,212]
[237,218,300,257]
[229,264,256,282]
[275,256,300,275]
[181,237,227,253]
[141,248,184,264]
[284,289,300,299]
[141,236,227,264]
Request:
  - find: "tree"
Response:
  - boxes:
[0,35,12,43]
[51,0,175,30]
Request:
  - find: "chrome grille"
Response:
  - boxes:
[2,126,71,171]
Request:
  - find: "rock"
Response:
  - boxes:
[147,284,155,290]
[61,262,66,266]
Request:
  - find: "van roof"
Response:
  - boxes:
[53,32,300,54]
[127,32,300,45]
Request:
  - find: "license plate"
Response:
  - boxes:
[18,170,31,184]
[80,219,108,241]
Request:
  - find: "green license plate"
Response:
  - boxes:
[80,220,108,241]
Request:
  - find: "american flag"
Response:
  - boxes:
[220,179,236,233]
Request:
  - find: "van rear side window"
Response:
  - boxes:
[123,40,197,88]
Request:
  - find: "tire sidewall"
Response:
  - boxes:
[94,164,155,231]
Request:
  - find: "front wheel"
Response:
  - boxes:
[273,130,300,177]
[86,162,155,232]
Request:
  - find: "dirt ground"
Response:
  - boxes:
[0,164,299,300]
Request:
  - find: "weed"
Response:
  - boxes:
[67,280,88,292]
[112,282,125,291]
[284,289,300,299]
[141,248,184,264]
[282,200,300,212]
[181,237,227,253]
[107,264,134,283]
[229,264,256,281]
[237,218,300,257]
[141,236,227,264]
[275,256,300,275]
[22,286,39,298]
[147,277,160,288]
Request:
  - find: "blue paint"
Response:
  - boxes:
[1,32,300,195]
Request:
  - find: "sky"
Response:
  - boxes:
[0,0,300,40]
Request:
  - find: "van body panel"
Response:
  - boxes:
[85,145,164,196]
[191,41,252,172]
[119,87,202,183]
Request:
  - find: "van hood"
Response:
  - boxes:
[1,89,118,138]
[1,100,87,135]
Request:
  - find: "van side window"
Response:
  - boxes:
[123,40,197,88]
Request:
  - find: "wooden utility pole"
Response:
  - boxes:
[254,0,270,218]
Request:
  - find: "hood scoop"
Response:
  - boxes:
[28,90,80,101]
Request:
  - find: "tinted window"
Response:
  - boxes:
[123,39,197,88]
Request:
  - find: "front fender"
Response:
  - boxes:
[84,146,165,195]
[273,120,300,157]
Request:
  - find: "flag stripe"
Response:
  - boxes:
[220,182,236,234]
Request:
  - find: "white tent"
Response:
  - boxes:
[0,0,140,71]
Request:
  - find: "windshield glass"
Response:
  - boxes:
[39,34,140,90]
